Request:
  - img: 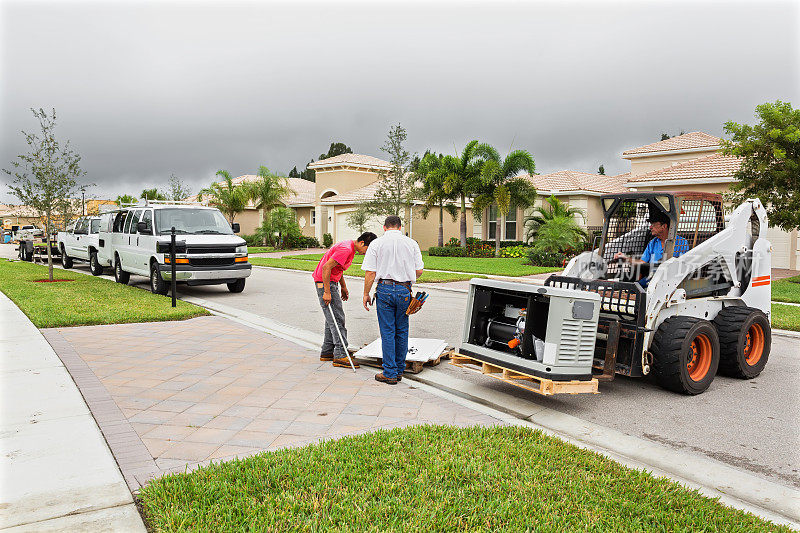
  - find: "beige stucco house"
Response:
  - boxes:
[623,131,799,269]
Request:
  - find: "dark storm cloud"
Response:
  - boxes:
[1,0,797,202]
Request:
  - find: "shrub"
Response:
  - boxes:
[429,246,466,257]
[480,240,526,248]
[526,248,569,267]
[322,233,333,248]
[240,233,262,247]
[499,245,530,258]
[284,235,320,249]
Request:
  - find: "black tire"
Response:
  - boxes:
[61,246,73,269]
[713,306,771,379]
[89,251,104,276]
[114,255,130,284]
[150,261,169,295]
[227,278,246,293]
[651,316,720,395]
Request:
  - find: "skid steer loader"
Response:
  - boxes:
[459,192,771,395]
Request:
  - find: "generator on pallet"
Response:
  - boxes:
[454,192,773,396]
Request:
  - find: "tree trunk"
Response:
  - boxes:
[495,213,502,258]
[460,195,467,249]
[46,212,53,281]
[438,201,444,247]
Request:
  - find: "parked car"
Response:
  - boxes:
[57,215,106,274]
[97,202,251,294]
[13,225,43,241]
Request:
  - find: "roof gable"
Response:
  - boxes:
[627,152,740,183]
[308,153,391,170]
[622,131,721,157]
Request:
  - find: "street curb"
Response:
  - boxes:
[185,298,800,528]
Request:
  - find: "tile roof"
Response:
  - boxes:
[627,152,740,183]
[622,131,721,156]
[320,181,381,203]
[0,203,40,217]
[308,153,391,170]
[521,170,630,194]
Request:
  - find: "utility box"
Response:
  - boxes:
[460,279,601,381]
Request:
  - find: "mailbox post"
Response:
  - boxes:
[170,227,177,307]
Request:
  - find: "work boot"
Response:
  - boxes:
[374,373,398,385]
[320,353,334,362]
[333,357,359,369]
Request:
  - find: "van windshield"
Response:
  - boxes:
[154,208,233,235]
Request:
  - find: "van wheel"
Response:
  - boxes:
[150,261,169,295]
[651,316,720,395]
[89,251,103,276]
[114,255,130,284]
[61,246,73,269]
[227,278,246,293]
[713,307,771,379]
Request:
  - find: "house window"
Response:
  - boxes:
[505,207,516,241]
[311,209,316,226]
[488,205,497,239]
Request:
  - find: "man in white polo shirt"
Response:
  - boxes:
[362,215,424,385]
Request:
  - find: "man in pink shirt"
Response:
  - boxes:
[313,232,377,368]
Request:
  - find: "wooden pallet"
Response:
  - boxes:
[355,348,448,374]
[448,351,599,396]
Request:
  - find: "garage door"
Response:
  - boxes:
[335,211,384,242]
[764,226,796,269]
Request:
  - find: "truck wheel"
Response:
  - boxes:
[651,316,720,395]
[227,278,246,293]
[114,255,130,284]
[89,251,103,276]
[61,246,73,269]
[713,307,770,379]
[150,261,169,295]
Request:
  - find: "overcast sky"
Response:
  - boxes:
[1,0,798,203]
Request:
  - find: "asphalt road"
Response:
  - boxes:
[6,245,799,489]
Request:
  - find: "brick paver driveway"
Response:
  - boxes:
[43,316,502,491]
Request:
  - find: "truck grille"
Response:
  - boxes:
[190,257,234,266]
[558,319,596,364]
[187,246,237,254]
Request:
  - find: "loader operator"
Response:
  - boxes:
[313,232,378,368]
[614,211,689,287]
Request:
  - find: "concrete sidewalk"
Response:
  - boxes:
[0,293,146,532]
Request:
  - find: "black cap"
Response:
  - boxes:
[647,210,670,225]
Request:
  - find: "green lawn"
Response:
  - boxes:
[0,260,208,328]
[284,252,560,277]
[773,275,800,304]
[138,425,786,532]
[249,257,481,283]
[773,303,800,332]
[246,246,276,254]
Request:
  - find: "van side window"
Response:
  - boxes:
[90,219,102,234]
[140,210,153,234]
[128,210,142,234]
[113,212,128,232]
[123,211,134,233]
[76,218,89,234]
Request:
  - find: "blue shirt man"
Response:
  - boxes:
[613,212,690,287]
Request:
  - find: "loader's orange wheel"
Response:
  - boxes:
[743,323,765,366]
[686,333,713,381]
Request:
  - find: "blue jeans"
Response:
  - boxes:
[376,283,411,379]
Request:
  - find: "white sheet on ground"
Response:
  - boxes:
[355,338,447,363]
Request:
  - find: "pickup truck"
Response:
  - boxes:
[57,215,107,275]
[98,203,251,294]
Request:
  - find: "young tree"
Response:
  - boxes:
[346,207,370,233]
[248,166,294,243]
[722,100,800,231]
[598,164,605,175]
[116,194,137,206]
[140,188,167,201]
[256,206,301,248]
[472,145,537,256]
[166,173,192,201]
[198,170,251,224]
[524,196,586,243]
[4,109,86,280]
[366,123,415,217]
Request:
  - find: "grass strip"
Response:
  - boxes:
[0,259,208,328]
[283,252,560,277]
[249,257,481,283]
[138,425,787,532]
[246,246,276,254]
[773,303,800,332]
[772,274,800,304]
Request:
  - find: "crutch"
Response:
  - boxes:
[324,304,357,373]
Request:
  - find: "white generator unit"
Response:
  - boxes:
[460,279,601,381]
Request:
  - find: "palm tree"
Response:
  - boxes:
[140,188,166,201]
[248,166,294,225]
[416,152,458,247]
[531,215,588,254]
[472,145,537,257]
[524,196,585,243]
[197,170,251,225]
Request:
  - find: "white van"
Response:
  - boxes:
[57,215,106,274]
[98,202,251,294]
